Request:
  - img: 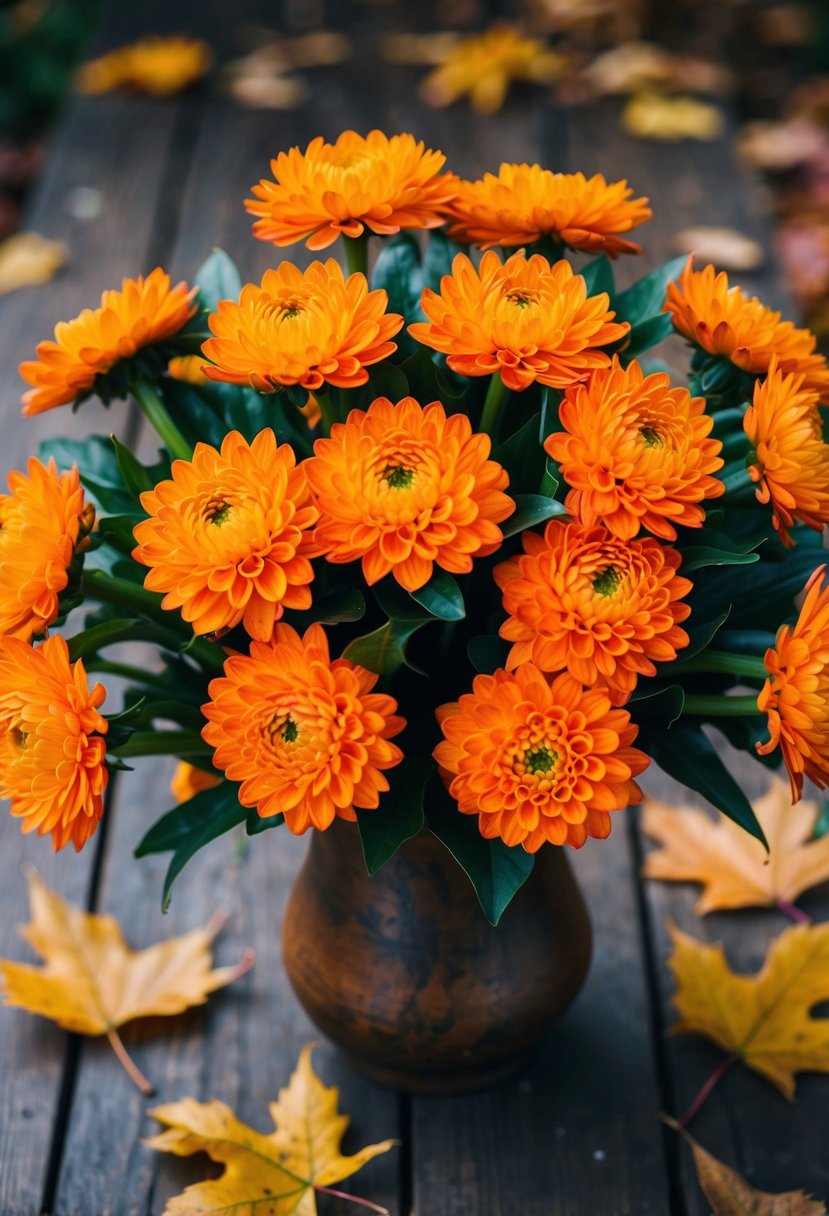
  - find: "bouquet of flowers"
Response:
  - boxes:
[2,130,827,923]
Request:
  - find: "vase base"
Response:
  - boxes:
[343,1048,531,1095]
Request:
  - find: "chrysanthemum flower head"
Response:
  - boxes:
[170,761,220,804]
[408,250,627,392]
[434,665,648,851]
[306,396,514,591]
[446,165,651,255]
[545,357,724,541]
[167,354,209,384]
[201,259,403,394]
[19,268,197,415]
[744,360,829,546]
[0,634,108,851]
[202,623,405,833]
[495,519,692,704]
[77,35,213,97]
[666,260,829,402]
[0,457,94,641]
[419,25,564,115]
[757,565,829,800]
[245,130,455,251]
[133,428,319,641]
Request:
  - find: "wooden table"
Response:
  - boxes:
[1,3,827,1213]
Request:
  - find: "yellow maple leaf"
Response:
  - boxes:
[0,232,66,296]
[666,1117,826,1215]
[622,91,724,141]
[669,922,829,1099]
[147,1043,396,1215]
[0,871,253,1093]
[643,778,829,915]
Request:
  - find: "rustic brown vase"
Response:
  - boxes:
[282,819,592,1094]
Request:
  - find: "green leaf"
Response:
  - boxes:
[620,313,675,361]
[287,587,366,629]
[680,546,760,573]
[614,255,687,326]
[97,513,143,555]
[629,683,685,725]
[194,248,242,313]
[67,618,142,662]
[135,780,247,911]
[40,435,135,514]
[246,808,284,836]
[158,380,226,448]
[495,411,546,494]
[670,609,732,664]
[342,618,428,675]
[370,233,423,359]
[501,493,566,538]
[579,254,615,299]
[636,720,766,845]
[111,435,154,500]
[467,634,510,674]
[426,780,535,925]
[356,756,431,876]
[422,230,462,292]
[409,570,465,621]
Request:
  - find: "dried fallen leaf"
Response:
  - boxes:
[669,921,829,1098]
[148,1043,396,1215]
[665,1117,826,1215]
[0,231,66,296]
[0,871,253,1094]
[623,92,724,142]
[379,31,463,66]
[673,225,765,271]
[583,42,731,98]
[642,778,829,914]
[739,120,827,172]
[419,24,566,114]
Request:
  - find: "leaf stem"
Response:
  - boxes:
[775,898,812,924]
[676,1054,737,1129]
[132,378,193,463]
[681,693,761,717]
[343,231,369,279]
[106,1028,155,1095]
[111,729,209,758]
[314,1184,390,1215]
[479,374,509,442]
[668,651,768,680]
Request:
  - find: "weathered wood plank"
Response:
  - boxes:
[568,100,829,1209]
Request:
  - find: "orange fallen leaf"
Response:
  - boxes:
[147,1042,396,1215]
[643,777,829,914]
[0,870,253,1094]
[622,92,724,141]
[0,231,66,296]
[669,921,829,1099]
[419,24,566,114]
[665,1117,826,1215]
[674,225,765,272]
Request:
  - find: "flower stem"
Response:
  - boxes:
[480,374,509,441]
[110,729,209,758]
[343,231,369,279]
[314,386,338,436]
[106,1027,154,1095]
[681,693,762,717]
[669,650,768,680]
[132,377,193,462]
[676,1054,737,1129]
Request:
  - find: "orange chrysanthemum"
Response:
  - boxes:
[434,665,648,851]
[408,251,627,392]
[133,428,319,641]
[170,761,220,804]
[0,457,94,641]
[495,519,692,704]
[77,35,213,97]
[306,396,514,591]
[167,354,209,384]
[744,360,829,547]
[419,25,565,115]
[757,565,829,800]
[202,623,405,833]
[0,634,108,851]
[446,165,651,255]
[545,357,724,541]
[201,260,403,394]
[245,130,455,251]
[666,260,829,402]
[19,268,198,415]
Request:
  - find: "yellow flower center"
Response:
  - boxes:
[265,710,299,748]
[524,745,557,775]
[280,301,304,321]
[639,425,664,448]
[10,726,27,752]
[506,289,539,310]
[593,565,621,597]
[381,463,415,490]
[203,496,233,527]
[507,728,563,785]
